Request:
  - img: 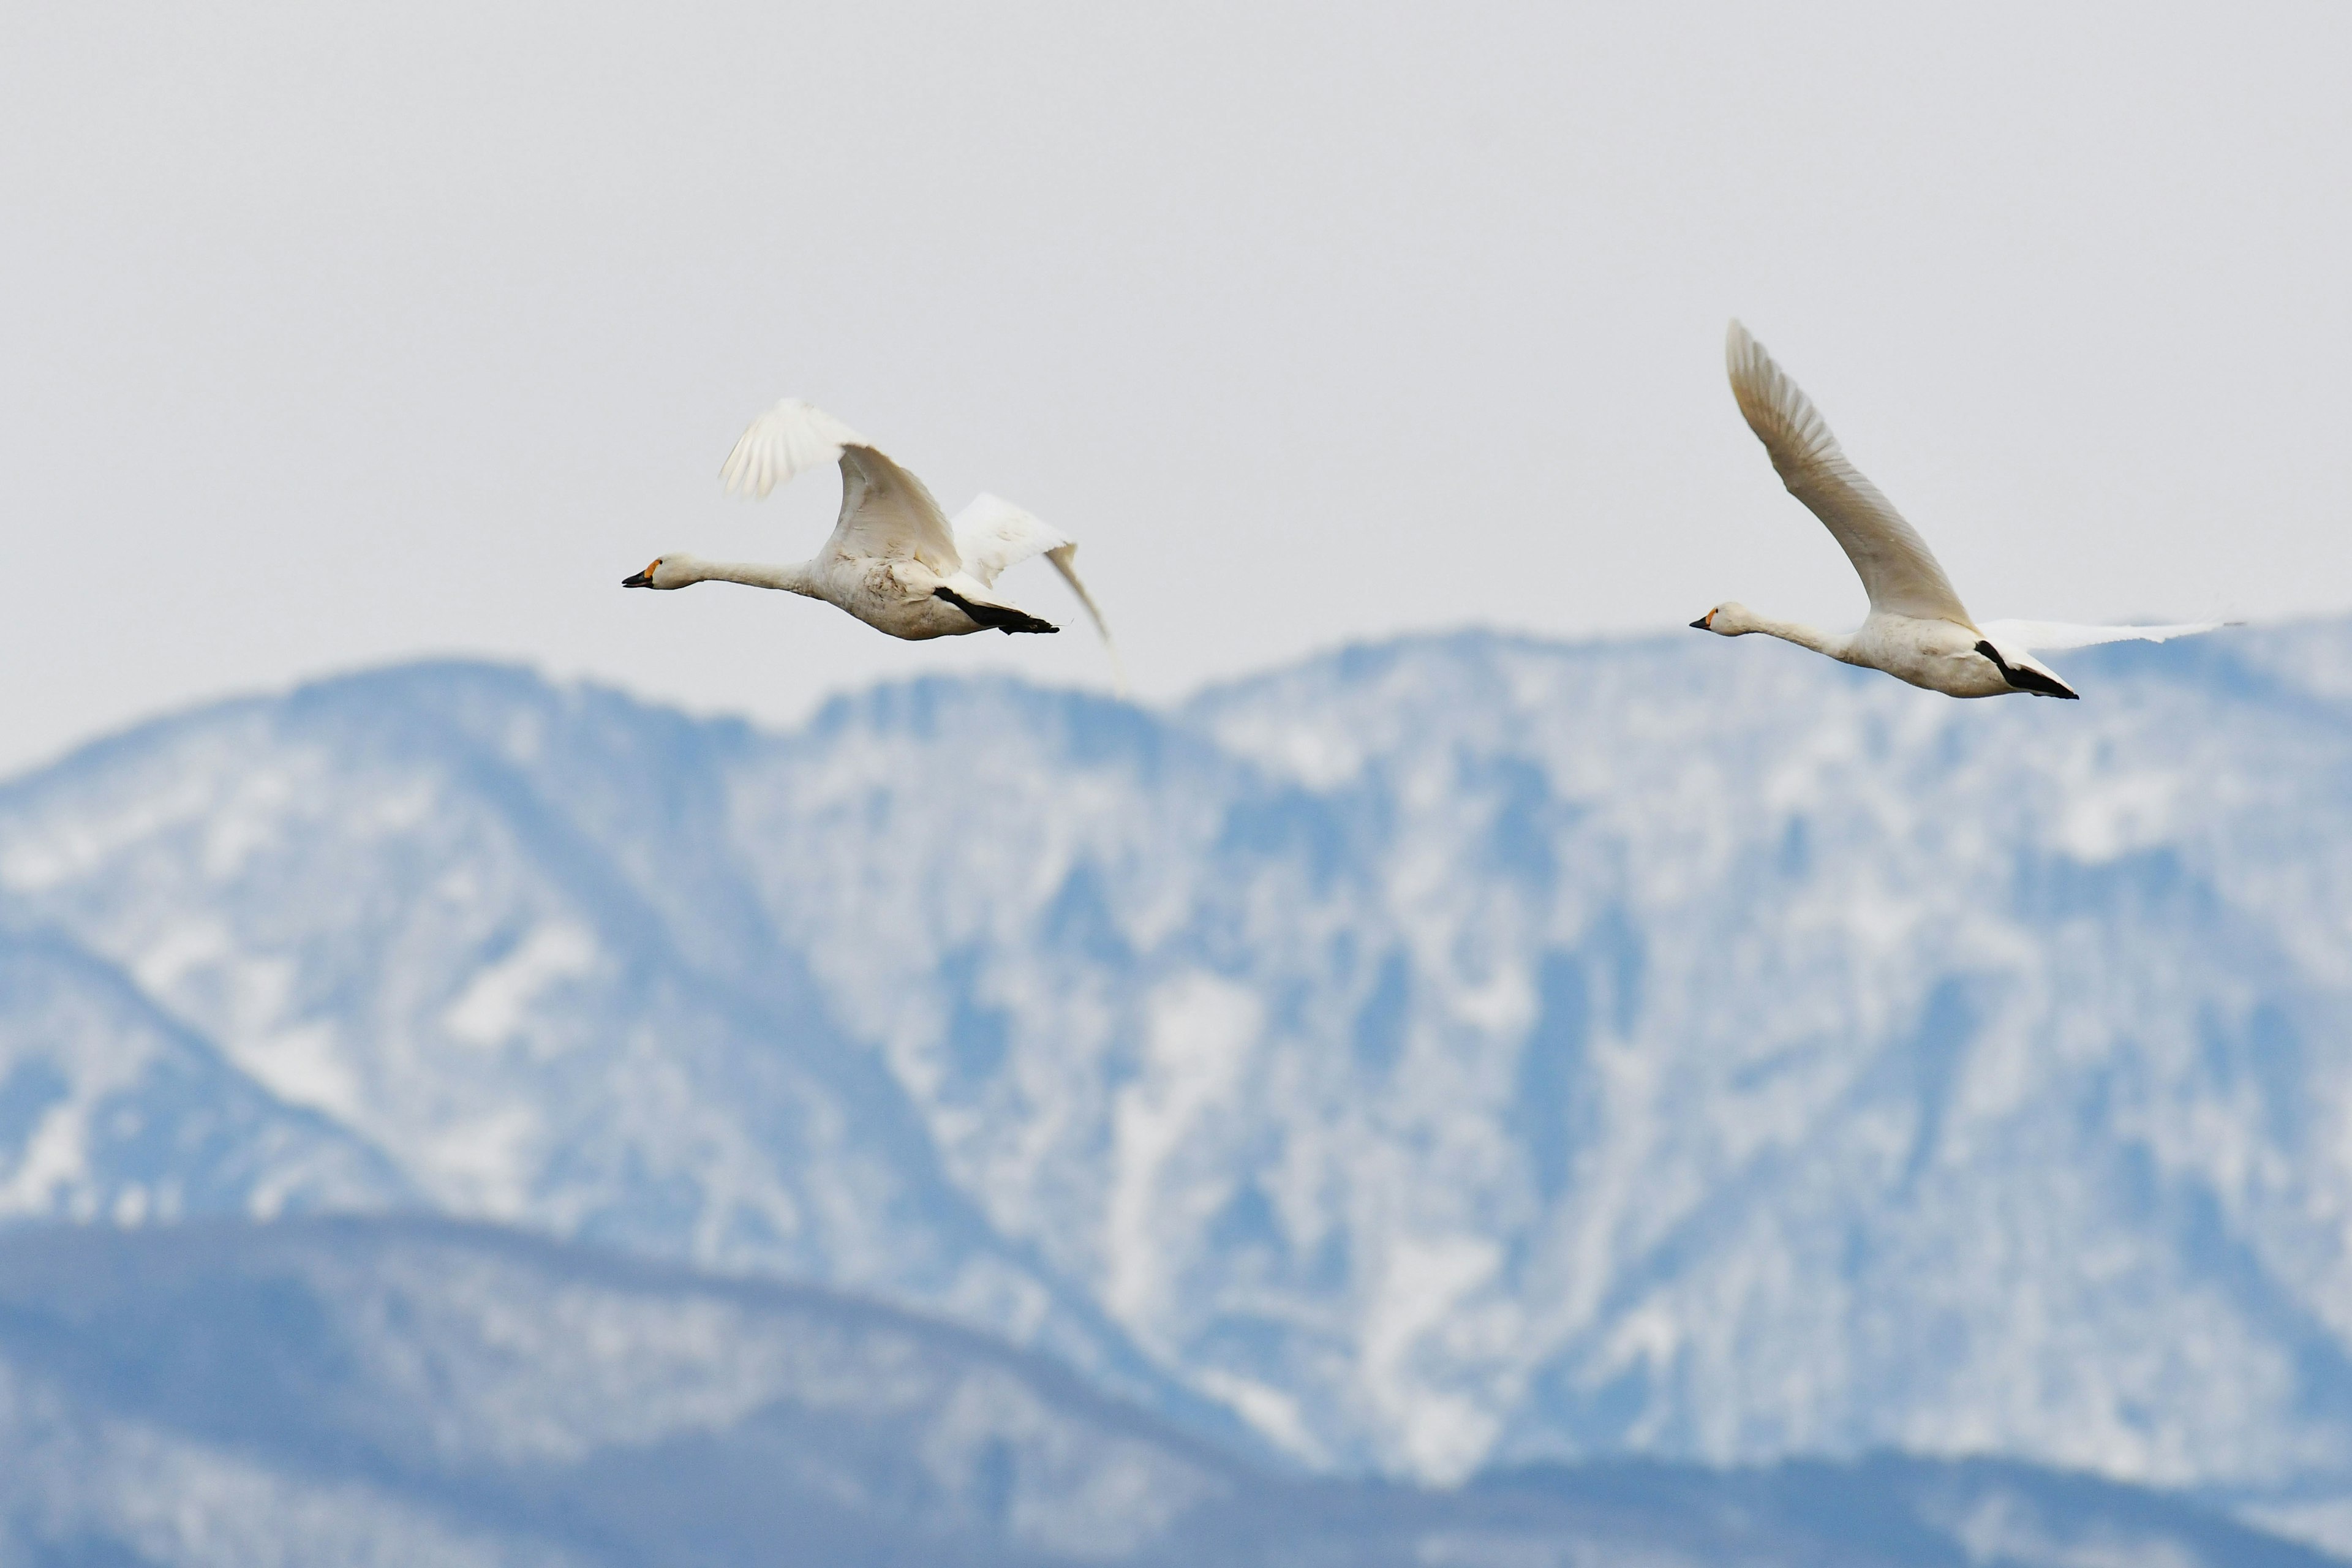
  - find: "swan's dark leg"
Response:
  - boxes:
[1975,640,2079,699]
[934,586,1060,635]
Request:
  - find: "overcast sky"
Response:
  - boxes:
[4,2,2348,777]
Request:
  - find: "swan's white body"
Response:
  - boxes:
[627,400,1122,687]
[1695,322,2225,699]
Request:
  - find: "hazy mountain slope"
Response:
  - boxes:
[0,668,1221,1436]
[0,1216,2325,1568]
[728,628,2352,1491]
[0,927,405,1223]
[3,627,2350,1509]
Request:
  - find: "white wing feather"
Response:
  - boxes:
[1727,322,1973,625]
[719,399,867,498]
[829,446,963,573]
[718,399,962,574]
[949,493,1126,693]
[1975,619,2231,652]
[1046,544,1126,695]
[950,492,1072,586]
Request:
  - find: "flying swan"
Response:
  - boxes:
[1692,322,2224,698]
[624,399,1123,688]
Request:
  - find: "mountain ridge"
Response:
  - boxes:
[0,1212,2331,1567]
[4,620,2351,1529]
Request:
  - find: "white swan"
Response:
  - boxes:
[1693,322,2225,699]
[625,399,1123,688]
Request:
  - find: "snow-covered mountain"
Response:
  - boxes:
[0,927,405,1223]
[4,623,2351,1526]
[0,1215,2324,1567]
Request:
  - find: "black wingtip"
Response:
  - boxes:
[933,586,1059,636]
[1975,640,2079,700]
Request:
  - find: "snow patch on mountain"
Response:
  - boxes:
[0,929,406,1224]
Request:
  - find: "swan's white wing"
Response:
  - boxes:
[830,445,963,575]
[1046,543,1127,696]
[949,494,1126,692]
[950,492,1071,587]
[1976,618,2231,652]
[718,398,962,573]
[1727,321,1973,625]
[719,399,868,498]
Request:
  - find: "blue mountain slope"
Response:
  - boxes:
[718,627,2352,1496]
[0,927,406,1222]
[0,1216,2326,1568]
[2,625,2351,1542]
[0,667,1245,1452]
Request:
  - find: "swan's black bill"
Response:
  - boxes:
[621,570,653,589]
[1689,616,1711,630]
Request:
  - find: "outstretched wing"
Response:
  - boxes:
[718,399,960,575]
[831,447,962,574]
[949,494,1126,693]
[1726,321,1973,625]
[951,492,1071,586]
[719,399,867,497]
[1045,545,1126,695]
[1975,618,2231,652]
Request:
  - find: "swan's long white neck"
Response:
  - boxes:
[1737,611,1854,662]
[679,558,821,597]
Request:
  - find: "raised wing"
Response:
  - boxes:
[830,447,962,574]
[949,494,1126,693]
[1727,322,1973,625]
[719,399,867,498]
[1975,618,2231,652]
[718,399,960,574]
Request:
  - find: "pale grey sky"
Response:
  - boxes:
[4,2,2348,777]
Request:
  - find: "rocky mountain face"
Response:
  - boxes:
[2,624,2350,1536]
[0,1216,2324,1568]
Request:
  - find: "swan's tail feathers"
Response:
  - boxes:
[933,586,1059,635]
[1976,640,2081,699]
[1044,543,1128,697]
[720,399,869,498]
[1973,618,2233,652]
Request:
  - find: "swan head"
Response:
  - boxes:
[1689,601,1755,635]
[621,554,699,590]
